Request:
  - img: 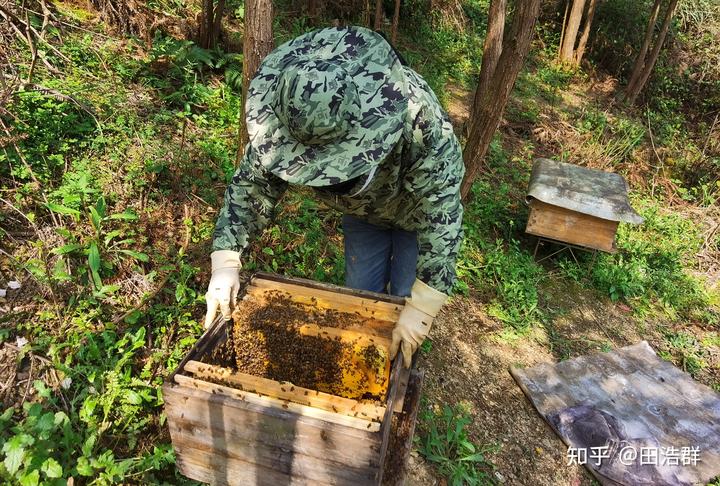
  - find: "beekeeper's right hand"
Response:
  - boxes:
[204,250,242,329]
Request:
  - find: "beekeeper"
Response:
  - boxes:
[204,26,464,368]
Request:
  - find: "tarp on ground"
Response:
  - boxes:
[510,341,720,486]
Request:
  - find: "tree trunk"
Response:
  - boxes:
[625,0,678,104]
[461,0,542,199]
[625,0,662,98]
[573,0,597,65]
[374,0,383,30]
[212,0,226,47]
[390,0,401,44]
[307,0,319,21]
[472,0,506,115]
[558,0,586,62]
[558,0,569,60]
[199,0,225,49]
[237,0,274,163]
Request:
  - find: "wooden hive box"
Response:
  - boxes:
[163,272,423,485]
[525,159,644,253]
[526,199,619,252]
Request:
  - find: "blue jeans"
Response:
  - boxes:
[343,215,418,297]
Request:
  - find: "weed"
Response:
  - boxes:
[576,107,646,165]
[47,196,147,294]
[244,190,345,284]
[587,200,712,320]
[417,403,497,485]
[663,331,708,376]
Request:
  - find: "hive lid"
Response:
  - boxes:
[527,158,644,224]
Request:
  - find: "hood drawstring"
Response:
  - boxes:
[349,165,378,197]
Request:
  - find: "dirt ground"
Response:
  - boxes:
[406,292,590,485]
[404,272,685,486]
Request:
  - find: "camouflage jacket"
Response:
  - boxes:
[212,67,464,294]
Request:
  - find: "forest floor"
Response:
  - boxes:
[1,3,719,485]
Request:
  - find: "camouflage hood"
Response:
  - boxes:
[245,26,409,186]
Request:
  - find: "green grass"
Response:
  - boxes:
[416,403,498,485]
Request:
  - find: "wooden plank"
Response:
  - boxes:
[244,287,397,340]
[253,272,405,305]
[376,353,404,483]
[248,278,403,324]
[295,323,392,351]
[392,367,411,414]
[183,360,386,422]
[525,200,618,252]
[171,421,376,484]
[173,374,381,432]
[166,314,228,382]
[382,369,425,486]
[163,384,382,458]
[174,444,317,486]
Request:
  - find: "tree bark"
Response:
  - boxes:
[461,0,542,199]
[374,0,383,30]
[390,0,401,44]
[307,0,319,21]
[558,0,586,62]
[199,0,225,49]
[625,0,662,98]
[625,0,678,104]
[472,0,506,115]
[212,0,226,47]
[573,0,598,65]
[237,0,274,163]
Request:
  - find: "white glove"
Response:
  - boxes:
[204,250,242,329]
[389,279,448,368]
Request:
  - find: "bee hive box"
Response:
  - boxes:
[163,272,423,485]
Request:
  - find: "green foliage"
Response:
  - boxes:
[398,3,485,103]
[662,330,708,376]
[0,90,96,182]
[559,199,714,321]
[576,107,646,164]
[0,253,204,484]
[244,190,345,284]
[417,403,497,486]
[458,141,544,331]
[46,195,146,294]
[459,238,545,331]
[147,34,244,110]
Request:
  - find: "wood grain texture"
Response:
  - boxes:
[183,360,387,422]
[172,374,381,432]
[172,428,376,484]
[247,279,401,325]
[174,445,318,486]
[526,199,618,252]
[163,383,382,454]
[164,383,380,484]
[377,355,404,484]
[383,369,425,486]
